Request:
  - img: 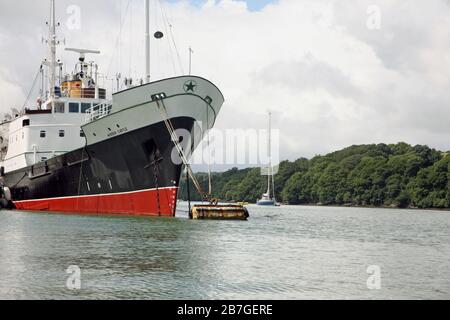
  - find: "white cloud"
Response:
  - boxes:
[1,0,450,162]
[0,68,25,112]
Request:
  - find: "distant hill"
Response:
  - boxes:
[179,142,450,209]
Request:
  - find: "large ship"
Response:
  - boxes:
[0,0,223,216]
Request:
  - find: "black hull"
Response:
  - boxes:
[2,117,197,216]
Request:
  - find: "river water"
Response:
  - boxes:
[0,203,449,300]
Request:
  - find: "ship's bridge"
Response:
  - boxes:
[59,77,106,100]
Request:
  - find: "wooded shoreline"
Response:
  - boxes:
[179,142,450,210]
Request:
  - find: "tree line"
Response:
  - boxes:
[178,143,450,209]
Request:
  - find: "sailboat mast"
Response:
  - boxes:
[145,0,150,83]
[267,111,272,198]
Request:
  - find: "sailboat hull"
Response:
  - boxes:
[257,199,276,206]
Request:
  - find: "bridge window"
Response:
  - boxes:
[40,130,46,138]
[54,102,65,113]
[69,102,80,113]
[59,130,65,137]
[81,103,91,113]
[80,130,85,137]
[23,119,30,127]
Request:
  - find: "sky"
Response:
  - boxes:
[168,0,276,11]
[1,0,450,166]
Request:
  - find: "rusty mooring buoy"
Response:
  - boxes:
[190,204,249,220]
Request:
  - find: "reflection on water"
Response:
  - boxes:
[0,203,449,299]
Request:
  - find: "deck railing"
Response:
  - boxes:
[58,88,107,100]
[85,101,113,123]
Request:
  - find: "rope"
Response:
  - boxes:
[186,167,192,217]
[158,0,185,75]
[76,142,88,210]
[128,0,133,78]
[152,159,161,216]
[206,101,212,196]
[157,0,177,75]
[22,65,43,109]
[155,99,206,200]
[105,0,132,80]
[10,172,28,189]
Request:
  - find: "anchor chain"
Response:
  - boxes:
[155,99,211,202]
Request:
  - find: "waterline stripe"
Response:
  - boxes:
[12,186,179,203]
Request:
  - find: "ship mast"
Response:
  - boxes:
[145,0,150,83]
[47,0,57,99]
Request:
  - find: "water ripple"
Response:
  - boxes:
[1,204,450,299]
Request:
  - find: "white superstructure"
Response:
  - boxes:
[0,0,107,173]
[2,97,104,172]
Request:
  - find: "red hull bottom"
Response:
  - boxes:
[12,187,179,217]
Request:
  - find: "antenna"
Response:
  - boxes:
[65,48,101,62]
[189,47,194,75]
[116,73,122,92]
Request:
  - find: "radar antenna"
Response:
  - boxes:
[65,48,101,62]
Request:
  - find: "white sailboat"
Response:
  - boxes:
[257,112,279,206]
